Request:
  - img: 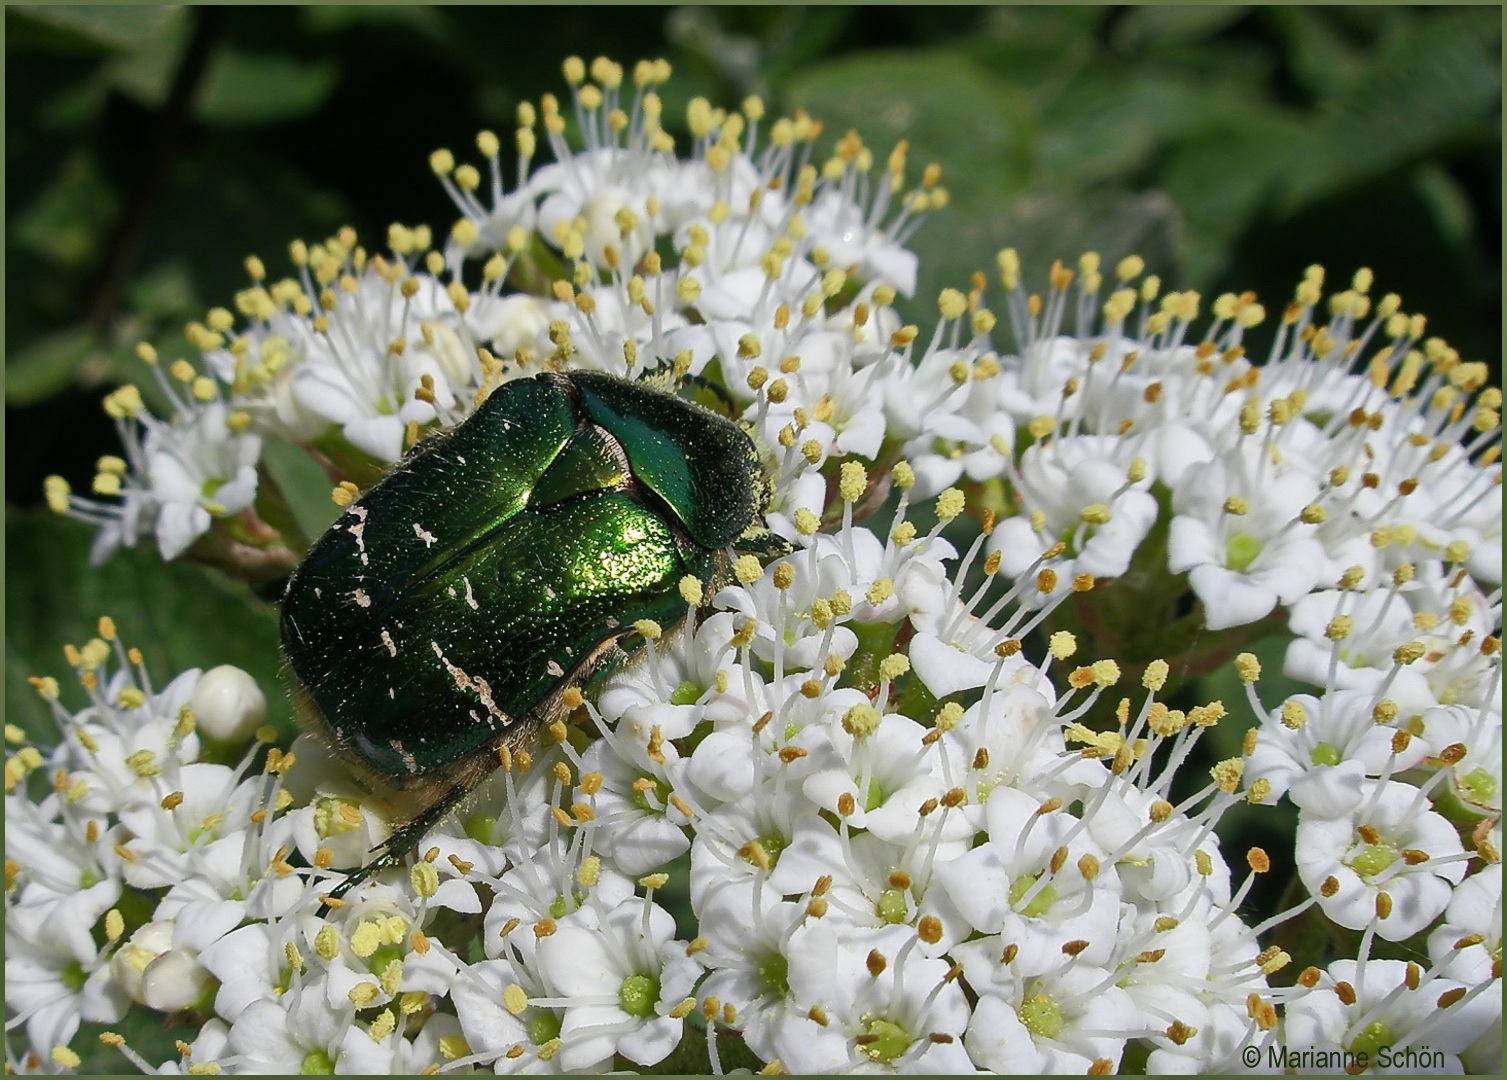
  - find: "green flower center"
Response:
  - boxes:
[930,436,965,460]
[1020,993,1064,1039]
[670,680,702,706]
[1225,532,1262,572]
[757,951,790,997]
[61,960,87,992]
[200,476,225,500]
[1010,873,1056,918]
[370,946,402,978]
[1310,742,1343,767]
[864,778,885,813]
[1348,1019,1393,1060]
[528,1009,562,1046]
[1058,522,1081,557]
[313,797,361,838]
[618,973,660,1018]
[1460,766,1498,806]
[301,1049,336,1074]
[876,887,909,925]
[858,1017,911,1063]
[743,831,787,869]
[464,813,497,843]
[1349,841,1399,878]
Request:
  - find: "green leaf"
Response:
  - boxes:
[260,437,341,546]
[1033,72,1159,190]
[125,260,201,319]
[980,189,1182,300]
[10,5,184,52]
[786,50,1034,198]
[10,150,117,267]
[970,6,1107,91]
[1279,7,1503,213]
[1160,108,1306,285]
[4,510,294,746]
[4,327,98,406]
[107,41,341,124]
[1259,7,1371,100]
[1111,5,1251,50]
[100,16,187,108]
[196,51,340,125]
[785,50,1034,316]
[1412,161,1477,247]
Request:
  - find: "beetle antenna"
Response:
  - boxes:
[316,851,399,916]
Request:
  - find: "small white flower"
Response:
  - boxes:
[937,786,1120,974]
[693,880,839,1063]
[449,957,577,1073]
[1283,959,1498,1073]
[989,435,1159,590]
[577,735,691,877]
[533,898,700,1070]
[221,973,383,1073]
[775,924,974,1072]
[1427,869,1502,987]
[961,961,1141,1073]
[1418,703,1503,820]
[1295,779,1468,940]
[1245,691,1431,813]
[146,402,263,559]
[1167,448,1325,630]
[4,882,128,1058]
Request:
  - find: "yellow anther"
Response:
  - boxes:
[839,461,867,503]
[935,488,965,521]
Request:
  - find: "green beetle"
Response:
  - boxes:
[281,370,787,905]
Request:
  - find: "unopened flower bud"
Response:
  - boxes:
[190,666,267,745]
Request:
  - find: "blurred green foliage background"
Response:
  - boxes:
[4,7,1499,1068]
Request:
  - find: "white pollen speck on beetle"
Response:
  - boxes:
[430,640,510,727]
[546,660,565,677]
[381,629,397,657]
[389,739,419,774]
[348,506,369,555]
[314,587,323,599]
[414,523,437,547]
[353,588,371,608]
[463,576,479,610]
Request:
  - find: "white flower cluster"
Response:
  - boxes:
[18,55,1502,1075]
